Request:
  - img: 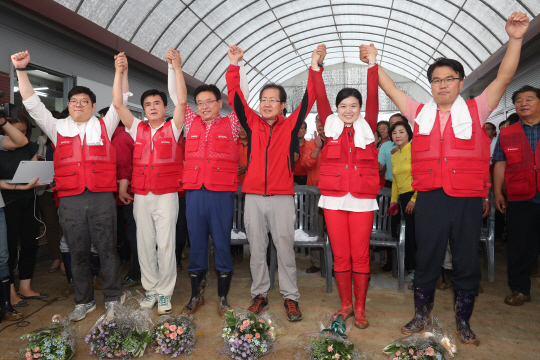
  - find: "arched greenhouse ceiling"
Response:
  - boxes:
[53,0,540,107]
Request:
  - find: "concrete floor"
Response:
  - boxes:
[1,247,539,360]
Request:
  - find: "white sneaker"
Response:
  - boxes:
[140,294,157,310]
[157,295,172,315]
[69,300,96,322]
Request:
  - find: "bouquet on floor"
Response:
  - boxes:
[221,308,284,359]
[85,292,153,359]
[382,316,457,359]
[149,314,197,357]
[20,316,76,360]
[293,313,371,360]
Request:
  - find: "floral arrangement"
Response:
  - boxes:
[85,320,150,359]
[382,335,446,360]
[149,315,197,357]
[221,309,280,359]
[293,314,370,360]
[20,326,75,360]
[382,317,456,360]
[85,293,154,359]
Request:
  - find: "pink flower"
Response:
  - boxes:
[243,320,250,326]
[164,331,170,337]
[269,331,273,336]
[34,348,39,352]
[335,355,340,359]
[396,351,401,356]
[409,349,414,355]
[259,319,263,323]
[417,351,423,357]
[413,357,417,360]
[425,347,435,356]
[247,339,251,343]
[33,354,40,359]
[177,327,184,335]
[170,332,177,339]
[393,358,398,360]
[169,325,177,332]
[234,333,238,337]
[255,333,260,339]
[164,322,170,328]
[328,346,333,352]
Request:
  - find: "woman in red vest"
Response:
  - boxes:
[313,45,379,329]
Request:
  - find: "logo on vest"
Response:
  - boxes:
[160,141,171,144]
[61,141,70,144]
[218,135,228,139]
[507,147,519,151]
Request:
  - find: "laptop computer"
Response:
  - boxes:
[2,161,54,184]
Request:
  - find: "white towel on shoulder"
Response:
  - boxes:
[56,116,103,145]
[324,113,375,149]
[414,96,472,139]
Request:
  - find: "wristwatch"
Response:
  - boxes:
[0,119,7,127]
[317,63,324,68]
[484,198,490,202]
[368,61,378,66]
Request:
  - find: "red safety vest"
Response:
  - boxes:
[318,127,380,199]
[500,122,540,200]
[183,116,239,191]
[411,100,491,197]
[131,121,183,195]
[53,119,117,197]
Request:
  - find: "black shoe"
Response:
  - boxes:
[217,271,232,317]
[380,255,393,272]
[182,270,207,314]
[401,288,435,334]
[454,290,479,347]
[0,277,23,322]
[306,265,320,274]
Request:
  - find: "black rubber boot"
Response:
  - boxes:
[454,290,479,347]
[401,288,435,334]
[182,270,207,314]
[217,271,232,317]
[0,276,22,322]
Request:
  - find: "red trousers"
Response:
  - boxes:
[324,209,374,273]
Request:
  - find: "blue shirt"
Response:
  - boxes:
[492,119,540,203]
[378,141,398,181]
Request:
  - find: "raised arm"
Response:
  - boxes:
[171,49,187,131]
[226,44,257,130]
[311,45,333,128]
[1,120,29,150]
[360,44,407,114]
[12,51,34,100]
[486,12,529,110]
[287,46,322,131]
[112,53,135,130]
[103,52,130,138]
[364,47,379,133]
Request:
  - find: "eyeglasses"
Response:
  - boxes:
[430,77,461,87]
[260,99,281,104]
[68,99,91,106]
[196,99,218,107]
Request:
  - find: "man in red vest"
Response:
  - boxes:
[166,48,243,317]
[14,50,130,321]
[493,85,540,307]
[365,12,529,346]
[112,52,187,315]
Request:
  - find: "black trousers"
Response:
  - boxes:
[5,198,40,282]
[176,196,188,266]
[398,191,417,271]
[38,191,62,261]
[413,188,483,295]
[59,190,121,304]
[506,201,540,296]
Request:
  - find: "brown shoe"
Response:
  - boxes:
[247,294,268,314]
[3,308,23,321]
[504,291,531,306]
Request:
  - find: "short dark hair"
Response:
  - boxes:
[389,120,413,143]
[194,84,221,103]
[377,120,390,129]
[140,89,168,108]
[426,58,465,82]
[389,113,407,123]
[300,121,307,130]
[260,83,287,103]
[0,112,32,139]
[506,113,520,126]
[335,88,362,108]
[511,85,540,104]
[98,107,110,116]
[68,86,96,104]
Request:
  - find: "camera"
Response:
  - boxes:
[0,90,18,119]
